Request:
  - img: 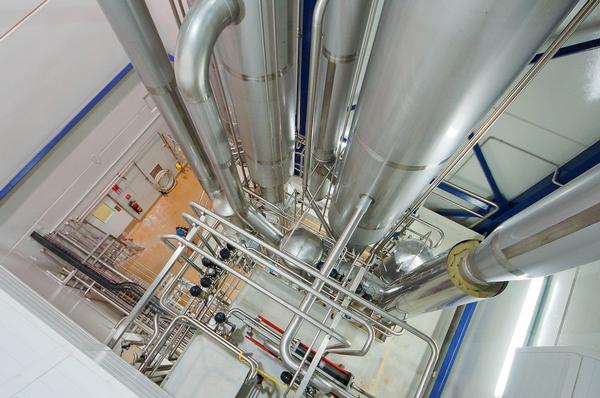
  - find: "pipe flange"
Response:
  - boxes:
[447,240,506,298]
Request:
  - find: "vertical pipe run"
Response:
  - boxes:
[391,0,600,236]
[301,0,328,198]
[308,0,373,200]
[175,0,283,243]
[213,0,299,205]
[97,0,230,214]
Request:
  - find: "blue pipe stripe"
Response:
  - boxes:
[0,63,133,201]
[429,302,478,398]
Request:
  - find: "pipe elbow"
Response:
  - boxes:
[175,0,241,101]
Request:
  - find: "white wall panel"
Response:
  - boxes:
[0,71,159,266]
[507,51,600,147]
[0,0,129,189]
[442,280,534,398]
[0,0,43,37]
[480,137,565,200]
[137,133,179,178]
[554,259,600,348]
[0,265,169,398]
[430,48,600,215]
[87,196,134,237]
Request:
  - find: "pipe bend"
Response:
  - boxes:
[175,0,240,101]
[175,0,283,243]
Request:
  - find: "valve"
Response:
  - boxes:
[280,371,293,385]
[189,285,202,297]
[219,248,231,260]
[202,257,214,267]
[200,276,212,288]
[214,312,227,324]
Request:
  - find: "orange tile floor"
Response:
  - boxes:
[121,168,210,285]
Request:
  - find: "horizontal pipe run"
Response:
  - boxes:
[160,234,351,347]
[229,309,354,395]
[178,212,374,355]
[465,164,600,283]
[378,166,600,317]
[191,202,436,332]
[146,314,258,380]
[189,202,439,397]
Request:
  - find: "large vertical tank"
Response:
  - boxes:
[214,0,298,204]
[327,0,578,248]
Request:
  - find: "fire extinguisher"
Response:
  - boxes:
[128,199,143,214]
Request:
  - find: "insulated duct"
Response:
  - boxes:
[212,0,298,205]
[308,0,372,200]
[176,0,283,243]
[327,0,579,249]
[364,164,600,314]
[97,0,230,215]
[464,163,600,283]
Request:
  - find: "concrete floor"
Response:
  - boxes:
[122,168,210,285]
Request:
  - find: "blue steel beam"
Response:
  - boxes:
[0,54,180,201]
[530,37,600,63]
[299,0,316,135]
[474,139,600,234]
[472,143,509,208]
[429,303,477,398]
[431,139,600,398]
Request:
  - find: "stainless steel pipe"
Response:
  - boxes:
[375,165,600,314]
[328,0,579,248]
[191,201,439,398]
[161,234,352,346]
[214,0,298,204]
[97,0,230,214]
[279,195,372,383]
[175,0,283,243]
[177,212,374,354]
[301,0,328,199]
[307,0,373,200]
[357,240,506,314]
